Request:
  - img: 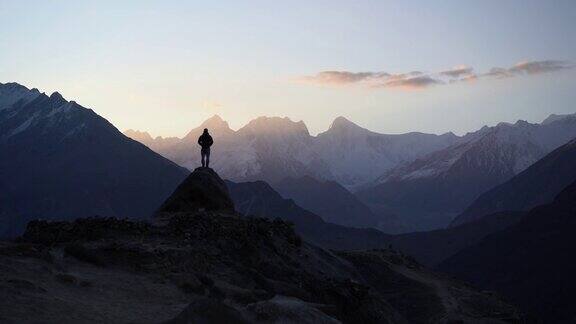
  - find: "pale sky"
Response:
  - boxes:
[1,0,575,137]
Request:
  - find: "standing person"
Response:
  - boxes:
[197,128,214,168]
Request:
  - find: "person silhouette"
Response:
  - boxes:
[198,128,214,168]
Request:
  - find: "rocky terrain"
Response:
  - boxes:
[0,168,522,323]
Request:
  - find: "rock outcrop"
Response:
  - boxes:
[157,167,235,217]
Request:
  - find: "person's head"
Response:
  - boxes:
[203,128,209,134]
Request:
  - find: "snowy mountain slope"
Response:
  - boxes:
[358,114,576,231]
[452,137,576,227]
[125,115,458,188]
[0,82,41,111]
[314,116,460,188]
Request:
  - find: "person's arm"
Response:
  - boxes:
[198,136,203,146]
[208,135,214,146]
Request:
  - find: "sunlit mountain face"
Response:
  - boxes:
[126,112,576,232]
[125,115,460,189]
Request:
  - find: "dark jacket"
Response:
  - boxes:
[198,133,214,149]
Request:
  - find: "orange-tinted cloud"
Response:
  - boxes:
[300,60,571,91]
[301,70,442,90]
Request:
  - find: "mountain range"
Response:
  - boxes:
[451,137,576,226]
[125,115,460,190]
[4,82,576,235]
[128,112,576,232]
[357,114,576,230]
[0,82,188,237]
[2,81,576,321]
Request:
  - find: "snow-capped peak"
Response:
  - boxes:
[240,116,310,136]
[541,113,576,125]
[0,82,41,111]
[329,116,362,131]
[124,129,154,144]
[200,114,231,130]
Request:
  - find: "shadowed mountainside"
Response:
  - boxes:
[228,178,526,268]
[272,176,402,232]
[226,180,395,251]
[0,83,188,238]
[390,211,526,267]
[439,179,576,322]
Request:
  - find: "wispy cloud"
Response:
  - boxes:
[509,60,570,75]
[300,71,389,85]
[380,75,443,89]
[483,67,512,79]
[301,70,444,90]
[440,65,474,78]
[300,60,571,90]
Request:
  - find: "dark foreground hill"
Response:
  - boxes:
[0,83,188,237]
[0,168,521,323]
[228,178,523,268]
[226,179,395,251]
[272,176,403,233]
[439,180,576,322]
[390,210,526,267]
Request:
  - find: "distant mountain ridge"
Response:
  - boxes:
[451,137,576,226]
[272,176,404,232]
[226,179,395,251]
[0,82,188,237]
[358,113,576,231]
[125,115,460,189]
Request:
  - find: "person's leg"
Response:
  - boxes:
[201,149,206,167]
[205,148,210,168]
